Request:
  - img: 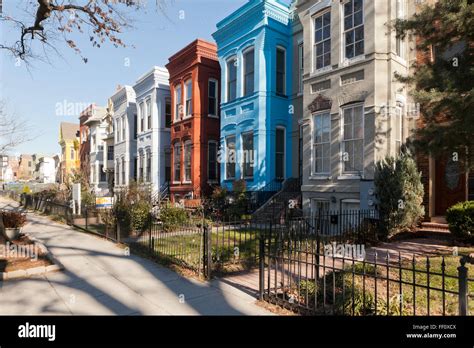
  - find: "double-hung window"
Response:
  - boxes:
[208,141,218,182]
[344,0,364,59]
[227,58,237,102]
[121,116,126,141]
[298,42,304,93]
[173,143,181,182]
[185,80,192,117]
[208,80,218,117]
[312,112,331,174]
[314,11,331,70]
[184,141,192,182]
[242,132,254,178]
[342,104,364,173]
[276,48,286,95]
[146,99,152,130]
[243,48,255,97]
[165,98,172,128]
[225,135,236,180]
[396,0,406,58]
[146,151,151,183]
[393,105,402,154]
[139,102,145,133]
[175,85,182,121]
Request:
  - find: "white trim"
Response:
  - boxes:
[312,8,332,72]
[184,79,193,119]
[311,111,331,176]
[341,0,365,63]
[340,102,365,176]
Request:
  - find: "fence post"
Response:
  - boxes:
[458,257,469,316]
[259,229,265,301]
[204,224,212,280]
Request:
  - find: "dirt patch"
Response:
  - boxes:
[0,233,53,273]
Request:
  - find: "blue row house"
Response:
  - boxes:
[212,0,294,191]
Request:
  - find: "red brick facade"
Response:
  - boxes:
[166,39,221,202]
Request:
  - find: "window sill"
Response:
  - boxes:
[309,175,332,180]
[310,65,333,77]
[337,175,361,180]
[182,181,192,185]
[341,55,366,67]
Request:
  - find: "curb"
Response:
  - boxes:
[0,234,64,281]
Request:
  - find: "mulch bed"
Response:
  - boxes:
[0,233,53,273]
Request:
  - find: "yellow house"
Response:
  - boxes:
[59,122,80,184]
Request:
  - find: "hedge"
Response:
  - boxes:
[446,201,474,239]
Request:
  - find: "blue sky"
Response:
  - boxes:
[1,0,294,156]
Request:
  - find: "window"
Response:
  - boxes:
[314,11,331,69]
[243,48,255,96]
[91,165,96,183]
[184,141,192,182]
[121,157,125,185]
[344,0,364,59]
[173,143,181,182]
[396,0,406,58]
[175,84,182,121]
[341,199,360,212]
[133,157,137,181]
[208,142,218,182]
[393,106,402,154]
[225,135,236,180]
[342,104,364,173]
[121,116,126,141]
[208,80,218,117]
[311,199,330,216]
[116,118,121,142]
[138,154,144,183]
[185,80,192,117]
[98,145,104,152]
[99,164,106,182]
[133,114,137,139]
[298,42,304,93]
[276,48,286,95]
[70,149,74,160]
[146,151,151,183]
[107,146,114,161]
[165,98,172,128]
[312,112,331,174]
[276,128,285,179]
[242,132,254,178]
[227,58,237,102]
[146,99,152,130]
[115,160,119,185]
[139,103,145,133]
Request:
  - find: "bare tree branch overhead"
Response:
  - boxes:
[0,100,35,154]
[1,0,165,63]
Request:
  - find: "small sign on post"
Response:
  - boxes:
[96,197,114,209]
[72,183,81,215]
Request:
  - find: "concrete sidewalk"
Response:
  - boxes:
[0,198,271,315]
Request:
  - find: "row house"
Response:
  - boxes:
[295,0,416,215]
[166,39,221,202]
[133,67,172,193]
[212,0,295,191]
[58,122,80,184]
[83,106,108,194]
[110,86,137,191]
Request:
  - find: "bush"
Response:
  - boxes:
[2,211,27,228]
[159,204,189,231]
[130,200,151,232]
[374,150,424,239]
[446,201,474,239]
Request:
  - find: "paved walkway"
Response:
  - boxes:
[0,198,271,315]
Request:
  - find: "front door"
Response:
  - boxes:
[435,156,467,215]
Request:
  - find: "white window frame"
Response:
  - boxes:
[208,79,219,118]
[184,79,193,118]
[276,47,287,96]
[121,116,126,142]
[173,142,181,184]
[146,98,152,130]
[396,0,406,60]
[313,9,331,71]
[342,0,365,61]
[183,140,192,183]
[341,103,364,176]
[311,111,331,175]
[175,84,182,122]
[298,42,304,94]
[393,104,403,155]
[226,57,237,102]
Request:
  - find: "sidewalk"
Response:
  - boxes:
[0,197,271,315]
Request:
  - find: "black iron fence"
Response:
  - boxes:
[259,225,473,316]
[20,193,72,224]
[72,206,119,242]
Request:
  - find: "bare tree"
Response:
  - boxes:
[1,0,165,63]
[0,100,33,153]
